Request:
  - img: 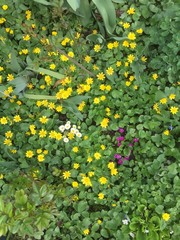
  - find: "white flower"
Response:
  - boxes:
[70,128,76,134]
[122,219,129,225]
[63,137,69,143]
[144,229,149,234]
[170,231,174,235]
[129,232,135,238]
[65,123,71,130]
[74,129,79,134]
[76,132,82,138]
[72,125,76,128]
[66,121,71,124]
[59,125,65,132]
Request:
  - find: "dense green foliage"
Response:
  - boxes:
[0,0,179,239]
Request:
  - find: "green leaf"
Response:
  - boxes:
[136,229,147,240]
[8,51,22,73]
[27,67,65,79]
[15,189,28,206]
[167,163,178,178]
[86,34,105,44]
[35,213,51,232]
[65,95,90,105]
[67,0,80,11]
[23,92,56,100]
[148,230,159,240]
[92,0,116,34]
[77,0,92,25]
[33,0,53,6]
[0,86,6,98]
[100,228,109,238]
[77,201,88,213]
[11,76,28,94]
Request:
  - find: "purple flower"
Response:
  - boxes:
[114,154,122,159]
[117,159,123,165]
[133,138,139,142]
[119,128,125,133]
[117,142,121,147]
[117,136,125,141]
[129,143,134,147]
[124,156,130,160]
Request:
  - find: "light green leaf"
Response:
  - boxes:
[33,0,53,6]
[86,34,105,44]
[8,51,22,73]
[67,0,80,11]
[23,93,56,100]
[27,67,65,79]
[92,0,116,34]
[0,86,6,98]
[11,76,28,94]
[78,0,92,25]
[15,190,28,206]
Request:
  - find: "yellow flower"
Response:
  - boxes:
[97,72,105,81]
[69,65,76,72]
[128,32,136,40]
[136,28,143,34]
[163,130,170,136]
[73,147,79,153]
[162,213,170,221]
[97,219,102,224]
[152,73,158,80]
[106,67,114,75]
[49,63,56,70]
[39,116,48,124]
[94,152,101,160]
[52,31,57,36]
[123,40,129,47]
[94,44,101,52]
[111,168,118,176]
[33,47,41,54]
[106,85,111,91]
[101,145,106,150]
[85,55,91,63]
[0,117,8,125]
[86,77,93,85]
[114,113,120,119]
[94,97,100,104]
[73,163,79,169]
[127,8,135,15]
[4,139,12,146]
[107,43,114,49]
[0,174,4,179]
[26,150,34,158]
[88,171,94,177]
[83,229,90,235]
[55,132,62,140]
[141,56,147,62]
[72,181,78,188]
[169,94,176,100]
[170,106,178,115]
[38,154,45,162]
[7,74,14,81]
[160,98,167,104]
[60,55,68,62]
[98,193,104,199]
[100,118,109,128]
[108,162,115,170]
[87,156,92,163]
[2,5,8,10]
[127,54,135,63]
[116,61,122,67]
[126,81,131,87]
[39,129,47,138]
[99,177,107,184]
[113,41,119,48]
[23,34,30,41]
[68,51,74,58]
[13,115,21,122]
[130,42,136,49]
[63,171,71,179]
[81,176,92,187]
[5,131,13,138]
[123,22,130,29]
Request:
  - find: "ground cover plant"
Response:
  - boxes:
[0,0,179,239]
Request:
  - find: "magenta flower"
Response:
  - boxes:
[133,138,139,142]
[114,154,122,159]
[117,159,123,165]
[124,156,130,160]
[117,136,125,141]
[129,143,133,147]
[117,142,121,147]
[119,128,125,133]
